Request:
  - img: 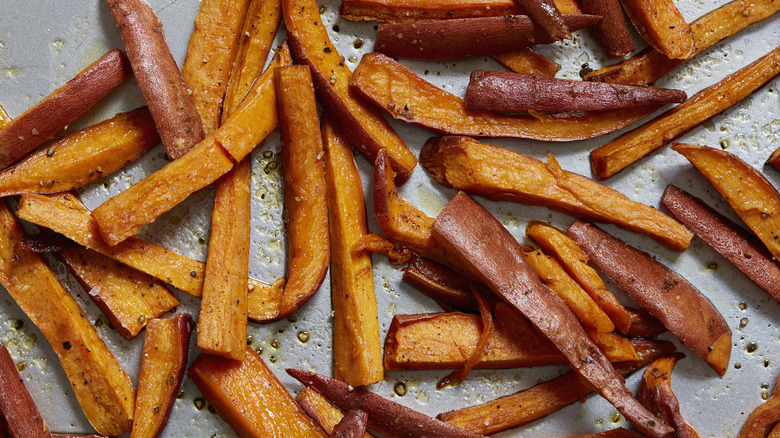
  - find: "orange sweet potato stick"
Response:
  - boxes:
[591,46,780,180]
[0,345,52,438]
[106,0,205,159]
[432,193,672,437]
[492,49,560,77]
[0,49,131,169]
[737,373,780,438]
[619,0,694,59]
[339,0,582,21]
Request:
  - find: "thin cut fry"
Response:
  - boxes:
[296,388,376,438]
[492,49,560,77]
[591,46,780,179]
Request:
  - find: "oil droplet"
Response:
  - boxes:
[740,318,749,328]
[762,391,769,400]
[746,342,758,353]
[394,382,407,396]
[52,38,65,50]
[13,319,24,330]
[611,412,621,423]
[353,38,364,49]
[739,302,748,310]
[707,262,718,270]
[208,404,216,413]
[256,347,263,355]
[734,362,742,369]
[297,331,309,343]
[765,360,770,368]
[16,362,25,372]
[595,419,604,426]
[271,340,280,349]
[348,56,357,63]
[246,335,253,346]
[269,355,277,363]
[416,390,429,404]
[194,398,206,410]
[177,390,185,399]
[720,139,729,149]
[1,66,21,79]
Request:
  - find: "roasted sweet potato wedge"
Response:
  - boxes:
[437,339,676,435]
[323,118,382,386]
[0,49,131,169]
[738,373,780,438]
[673,144,780,263]
[332,411,369,438]
[639,353,702,438]
[189,347,328,437]
[296,388,376,438]
[421,136,692,251]
[625,307,667,338]
[585,0,780,85]
[580,0,634,57]
[131,314,192,438]
[351,52,663,141]
[431,193,671,437]
[620,0,694,59]
[403,256,479,312]
[0,345,52,438]
[590,46,780,180]
[339,0,582,22]
[283,0,416,184]
[287,369,486,437]
[662,185,780,301]
[567,220,732,375]
[492,49,560,77]
[0,201,135,436]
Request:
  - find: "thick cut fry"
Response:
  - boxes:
[351,53,663,141]
[465,71,686,112]
[287,369,487,438]
[591,46,780,180]
[222,0,283,121]
[106,0,204,159]
[662,185,780,301]
[296,388,376,438]
[182,0,250,134]
[131,314,192,438]
[0,50,131,169]
[525,222,631,334]
[332,411,369,438]
[198,161,250,360]
[620,0,694,59]
[339,0,582,21]
[673,144,780,262]
[0,345,52,438]
[737,374,780,438]
[431,193,671,437]
[323,118,382,386]
[375,15,598,60]
[567,221,732,375]
[639,354,702,438]
[59,247,179,340]
[422,136,692,251]
[273,65,330,318]
[515,0,570,41]
[403,256,479,312]
[189,347,328,438]
[91,44,292,246]
[0,202,134,436]
[492,49,560,77]
[522,247,615,333]
[0,107,158,197]
[580,0,634,57]
[437,339,676,435]
[283,0,417,184]
[585,0,780,85]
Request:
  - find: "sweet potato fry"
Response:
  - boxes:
[332,411,369,438]
[222,0,283,120]
[287,369,486,437]
[580,0,633,57]
[0,49,131,169]
[492,49,560,77]
[273,65,330,318]
[567,220,732,375]
[431,193,671,437]
[339,0,582,21]
[296,388,376,438]
[639,353,702,438]
[59,247,179,340]
[526,222,632,333]
[585,0,780,85]
[673,144,780,262]
[0,201,134,436]
[626,307,667,338]
[189,347,328,438]
[131,314,192,438]
[323,118,382,386]
[403,256,480,312]
[0,345,52,438]
[106,0,204,159]
[181,0,249,134]
[351,53,663,141]
[515,0,570,41]
[421,136,692,251]
[0,107,158,197]
[375,14,598,60]
[437,339,676,435]
[91,44,291,246]
[662,185,780,301]
[283,0,416,184]
[737,373,780,438]
[591,46,780,180]
[465,71,686,112]
[574,429,647,438]
[620,0,694,59]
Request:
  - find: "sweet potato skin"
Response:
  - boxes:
[403,256,479,312]
[662,185,780,301]
[106,0,205,159]
[567,220,731,375]
[339,0,582,21]
[638,354,702,438]
[296,388,376,438]
[580,0,633,57]
[0,49,131,169]
[332,411,369,438]
[0,345,52,438]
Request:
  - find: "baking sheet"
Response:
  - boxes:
[0,0,778,436]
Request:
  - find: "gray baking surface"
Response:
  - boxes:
[0,0,778,436]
